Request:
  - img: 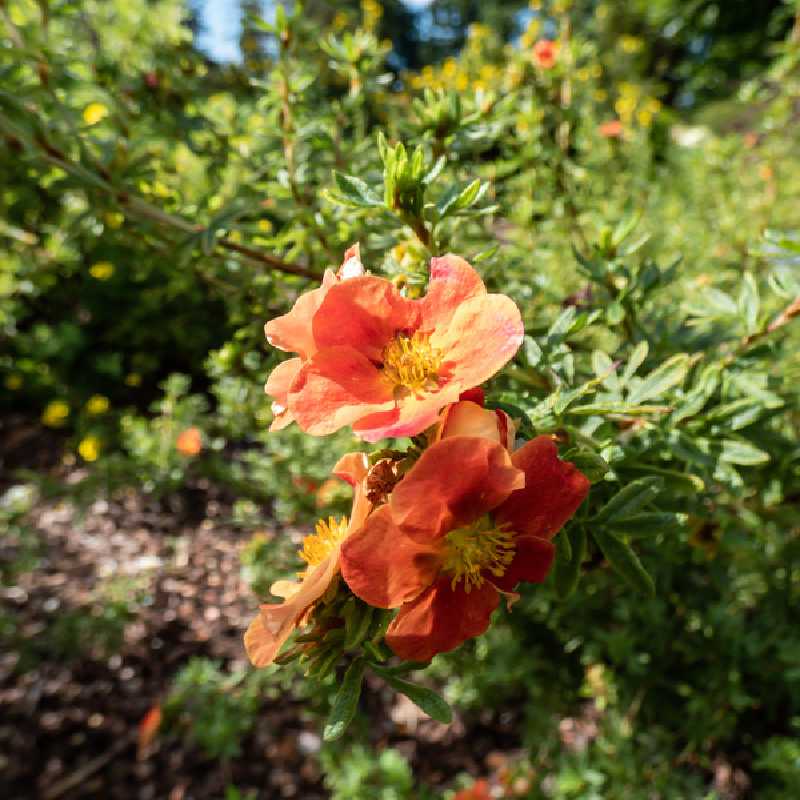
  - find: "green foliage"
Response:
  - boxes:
[2,0,800,796]
[164,658,272,760]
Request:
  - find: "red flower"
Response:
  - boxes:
[340,436,589,661]
[265,247,523,442]
[599,119,624,139]
[245,452,372,667]
[533,40,558,69]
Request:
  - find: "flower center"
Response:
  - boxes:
[298,516,349,573]
[441,518,516,593]
[382,332,443,395]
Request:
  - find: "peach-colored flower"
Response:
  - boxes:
[533,39,558,69]
[265,244,365,431]
[599,119,624,139]
[265,247,523,442]
[245,452,372,667]
[176,427,202,456]
[340,437,589,661]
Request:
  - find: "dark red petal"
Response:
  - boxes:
[489,536,555,592]
[389,437,524,540]
[339,506,442,609]
[385,577,499,662]
[459,387,485,406]
[495,436,590,540]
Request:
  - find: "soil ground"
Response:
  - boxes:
[0,420,524,799]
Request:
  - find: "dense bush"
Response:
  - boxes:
[2,0,800,797]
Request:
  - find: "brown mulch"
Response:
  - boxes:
[0,425,524,800]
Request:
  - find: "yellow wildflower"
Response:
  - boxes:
[257,219,273,233]
[104,212,124,229]
[83,103,109,125]
[5,374,22,390]
[125,373,142,387]
[42,400,70,428]
[78,435,101,462]
[89,261,114,280]
[86,395,110,415]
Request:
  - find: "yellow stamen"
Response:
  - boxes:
[297,516,349,573]
[381,331,443,395]
[441,517,516,593]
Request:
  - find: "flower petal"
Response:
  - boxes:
[385,577,499,662]
[264,270,337,359]
[437,400,515,450]
[352,382,463,442]
[265,357,303,431]
[332,451,369,487]
[245,552,339,667]
[490,535,555,591]
[339,505,442,608]
[430,292,523,391]
[419,254,486,332]
[495,436,590,540]
[390,437,524,539]
[337,243,365,280]
[288,346,394,435]
[312,277,421,361]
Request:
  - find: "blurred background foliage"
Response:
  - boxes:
[2,0,800,797]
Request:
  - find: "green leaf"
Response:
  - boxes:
[555,526,586,598]
[343,599,374,650]
[623,341,649,383]
[594,477,663,522]
[609,512,688,538]
[323,658,367,742]
[372,669,452,724]
[593,530,655,595]
[627,354,690,404]
[332,172,383,208]
[719,439,770,466]
[739,272,760,334]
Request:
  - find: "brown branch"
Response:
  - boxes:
[1,113,321,280]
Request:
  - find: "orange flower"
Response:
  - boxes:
[533,39,558,69]
[434,396,516,451]
[453,779,492,800]
[265,247,523,442]
[245,452,372,667]
[340,436,589,661]
[265,244,365,431]
[176,427,202,456]
[599,119,624,139]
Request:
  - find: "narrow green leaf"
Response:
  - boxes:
[555,526,586,598]
[593,530,655,595]
[344,602,374,650]
[333,172,383,207]
[372,669,452,724]
[609,512,688,538]
[323,658,367,742]
[719,439,770,466]
[627,354,689,404]
[593,477,663,522]
[623,341,649,383]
